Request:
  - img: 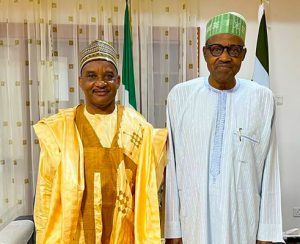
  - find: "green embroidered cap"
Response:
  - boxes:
[80,40,118,72]
[205,12,247,42]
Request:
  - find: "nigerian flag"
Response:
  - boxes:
[253,3,269,87]
[122,0,137,109]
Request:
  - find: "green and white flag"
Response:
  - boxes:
[122,0,137,109]
[253,3,269,87]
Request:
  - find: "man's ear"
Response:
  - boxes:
[79,76,83,88]
[241,48,247,61]
[115,75,121,88]
[203,46,208,61]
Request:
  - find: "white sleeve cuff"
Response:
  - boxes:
[164,220,182,239]
[257,223,284,243]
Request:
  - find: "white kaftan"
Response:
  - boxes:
[165,77,283,244]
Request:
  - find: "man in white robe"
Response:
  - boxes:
[164,12,284,244]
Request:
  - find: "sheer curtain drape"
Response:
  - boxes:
[132,0,199,126]
[0,0,199,229]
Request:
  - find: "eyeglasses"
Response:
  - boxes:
[206,44,245,57]
[81,73,117,84]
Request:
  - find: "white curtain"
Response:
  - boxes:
[0,0,199,229]
[131,0,199,126]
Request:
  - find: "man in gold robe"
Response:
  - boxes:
[33,40,167,244]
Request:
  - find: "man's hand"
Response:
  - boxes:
[256,241,272,244]
[165,238,183,244]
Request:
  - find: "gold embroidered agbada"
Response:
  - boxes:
[33,105,167,244]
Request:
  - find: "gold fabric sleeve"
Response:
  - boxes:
[134,126,161,243]
[33,122,62,243]
[153,128,168,188]
[34,108,85,243]
[117,108,168,243]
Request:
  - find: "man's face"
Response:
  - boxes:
[79,60,120,114]
[203,33,247,89]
